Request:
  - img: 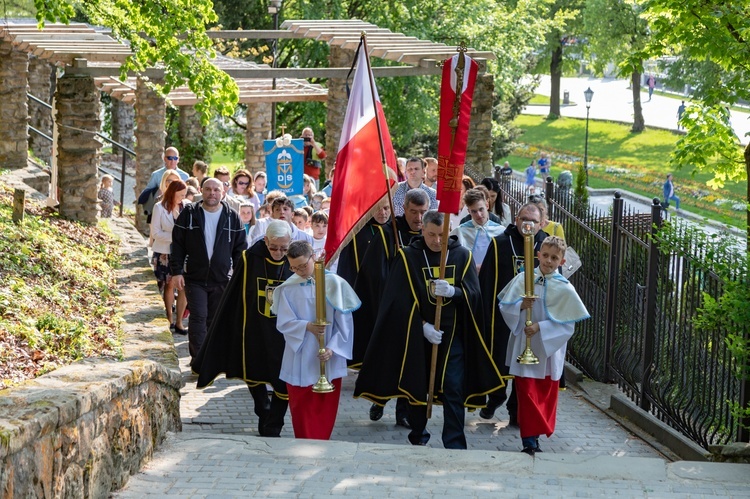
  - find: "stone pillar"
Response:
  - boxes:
[135,77,166,234]
[244,102,272,175]
[54,73,101,223]
[28,56,55,165]
[178,105,206,170]
[111,98,135,151]
[325,46,355,174]
[466,72,494,176]
[0,40,29,170]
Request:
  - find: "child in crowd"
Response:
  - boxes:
[292,208,309,233]
[525,160,537,194]
[310,211,328,252]
[301,206,314,234]
[498,236,589,455]
[239,203,256,235]
[320,197,331,213]
[185,186,199,202]
[98,174,115,218]
[271,241,360,439]
[311,192,326,212]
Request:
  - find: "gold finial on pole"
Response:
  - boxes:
[312,252,335,393]
[517,221,540,365]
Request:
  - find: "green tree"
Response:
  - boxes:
[584,0,650,132]
[33,0,239,124]
[533,0,584,119]
[645,0,750,242]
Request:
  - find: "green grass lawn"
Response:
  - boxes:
[209,149,245,175]
[504,114,748,227]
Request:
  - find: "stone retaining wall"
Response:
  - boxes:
[0,209,182,498]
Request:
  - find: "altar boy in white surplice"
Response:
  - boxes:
[272,241,360,439]
[499,236,589,455]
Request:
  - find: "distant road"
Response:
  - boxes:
[525,75,750,146]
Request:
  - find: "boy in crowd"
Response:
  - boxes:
[292,208,309,233]
[498,236,589,455]
[272,241,359,439]
[310,211,328,253]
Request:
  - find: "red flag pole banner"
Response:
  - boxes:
[324,36,398,265]
[435,53,479,215]
[427,49,479,419]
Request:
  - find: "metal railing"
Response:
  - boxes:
[26,93,135,217]
[493,172,748,449]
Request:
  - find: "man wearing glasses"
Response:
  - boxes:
[138,147,190,219]
[477,203,547,426]
[192,220,293,437]
[142,146,190,193]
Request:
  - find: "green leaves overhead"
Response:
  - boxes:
[35,0,238,124]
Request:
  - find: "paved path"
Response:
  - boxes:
[525,75,750,144]
[113,335,750,497]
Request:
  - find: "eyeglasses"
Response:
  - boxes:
[519,217,541,224]
[267,245,289,253]
[165,156,179,161]
[289,255,313,272]
[527,195,543,202]
[223,181,230,187]
[237,181,250,186]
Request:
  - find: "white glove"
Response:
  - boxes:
[432,279,455,298]
[422,322,443,345]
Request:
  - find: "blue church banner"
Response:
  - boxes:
[264,137,304,196]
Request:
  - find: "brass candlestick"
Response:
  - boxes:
[517,220,540,365]
[312,254,335,393]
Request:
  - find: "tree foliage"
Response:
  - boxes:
[32,0,239,124]
[212,0,556,156]
[583,0,649,131]
[645,0,750,239]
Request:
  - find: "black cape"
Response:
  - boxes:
[191,239,293,390]
[477,224,547,374]
[353,236,504,408]
[336,217,387,288]
[349,216,420,368]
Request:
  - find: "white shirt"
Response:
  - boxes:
[202,208,222,261]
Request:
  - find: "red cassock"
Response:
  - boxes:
[286,378,342,440]
[515,376,559,438]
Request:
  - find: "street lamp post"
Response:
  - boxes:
[268,0,283,137]
[583,87,594,186]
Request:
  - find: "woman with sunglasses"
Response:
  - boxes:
[227,168,260,214]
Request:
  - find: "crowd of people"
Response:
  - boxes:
[138,141,588,455]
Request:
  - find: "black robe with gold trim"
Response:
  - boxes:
[353,236,504,408]
[349,216,420,368]
[336,217,387,288]
[478,225,547,375]
[192,239,293,390]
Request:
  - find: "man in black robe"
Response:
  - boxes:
[478,203,547,424]
[336,201,391,287]
[351,189,429,428]
[354,210,504,449]
[191,220,293,437]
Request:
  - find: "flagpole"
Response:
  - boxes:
[361,32,401,249]
[427,47,467,419]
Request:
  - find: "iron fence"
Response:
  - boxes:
[491,170,748,449]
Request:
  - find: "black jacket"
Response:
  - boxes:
[170,200,247,285]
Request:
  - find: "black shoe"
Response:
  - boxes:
[521,447,535,456]
[169,323,176,331]
[369,404,384,421]
[508,414,519,427]
[174,326,188,336]
[479,405,498,420]
[395,417,411,429]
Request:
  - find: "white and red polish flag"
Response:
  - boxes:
[436,53,479,214]
[325,38,398,264]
